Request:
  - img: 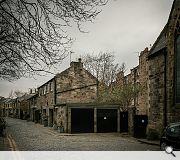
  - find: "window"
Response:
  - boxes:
[50,82,53,91]
[39,89,41,96]
[44,86,46,94]
[46,84,49,93]
[49,82,52,92]
[175,35,180,103]
[42,87,45,95]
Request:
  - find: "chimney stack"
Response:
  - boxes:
[70,58,83,71]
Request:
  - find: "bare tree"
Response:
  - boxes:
[83,53,144,108]
[7,89,25,98]
[14,90,25,98]
[112,83,144,108]
[0,0,107,81]
[8,90,14,98]
[82,52,125,86]
[97,80,144,109]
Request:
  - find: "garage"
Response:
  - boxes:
[97,109,117,133]
[71,108,94,133]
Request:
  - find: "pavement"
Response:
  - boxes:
[50,127,160,146]
[136,138,159,146]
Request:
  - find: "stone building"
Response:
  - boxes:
[137,48,149,115]
[109,48,149,138]
[147,0,180,139]
[115,48,149,116]
[37,58,98,129]
[0,97,6,117]
[36,59,135,134]
[3,98,16,117]
[27,94,38,122]
[126,66,140,108]
[36,78,55,125]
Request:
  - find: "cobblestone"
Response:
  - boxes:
[5,117,159,151]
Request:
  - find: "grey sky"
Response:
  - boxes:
[0,0,174,97]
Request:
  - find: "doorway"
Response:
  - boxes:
[120,111,128,133]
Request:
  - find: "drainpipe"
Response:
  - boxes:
[164,49,167,128]
[54,78,57,126]
[97,80,99,98]
[54,78,57,105]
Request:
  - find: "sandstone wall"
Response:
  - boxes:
[56,63,98,104]
[147,53,165,139]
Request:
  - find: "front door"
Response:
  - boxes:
[49,109,53,127]
[134,115,148,138]
[120,111,128,133]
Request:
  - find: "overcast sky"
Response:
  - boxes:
[0,0,174,98]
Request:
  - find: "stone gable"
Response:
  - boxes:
[56,59,98,104]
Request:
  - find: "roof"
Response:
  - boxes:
[26,93,38,100]
[19,94,36,101]
[148,24,167,57]
[2,98,15,104]
[148,0,180,57]
[38,60,98,90]
[0,98,7,104]
[37,76,54,89]
[56,61,98,82]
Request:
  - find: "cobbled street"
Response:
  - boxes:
[5,118,159,151]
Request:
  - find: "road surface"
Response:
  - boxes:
[5,117,159,151]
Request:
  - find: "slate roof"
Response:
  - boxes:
[17,93,35,101]
[148,25,167,57]
[148,0,180,57]
[26,93,37,100]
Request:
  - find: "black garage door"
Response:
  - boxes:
[71,108,94,133]
[97,109,117,133]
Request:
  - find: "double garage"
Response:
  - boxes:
[69,105,129,134]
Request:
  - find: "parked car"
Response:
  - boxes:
[160,122,180,151]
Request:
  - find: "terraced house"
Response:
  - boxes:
[35,59,136,134]
[36,58,98,132]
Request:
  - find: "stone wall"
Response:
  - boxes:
[37,80,55,109]
[166,0,180,125]
[115,48,149,116]
[56,60,98,104]
[36,59,98,127]
[56,106,67,132]
[137,48,149,115]
[56,85,97,104]
[147,0,180,139]
[147,53,165,139]
[37,92,54,109]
